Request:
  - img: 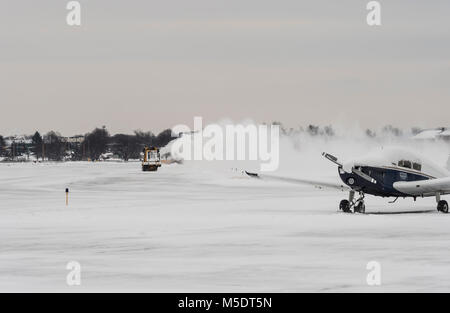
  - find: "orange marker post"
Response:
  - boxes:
[66,188,69,206]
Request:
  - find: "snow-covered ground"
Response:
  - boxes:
[1,157,450,293]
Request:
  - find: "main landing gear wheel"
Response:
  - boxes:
[340,200,351,213]
[354,201,366,214]
[437,200,449,213]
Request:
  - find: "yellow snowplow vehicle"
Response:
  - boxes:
[142,146,161,172]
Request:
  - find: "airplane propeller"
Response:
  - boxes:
[322,152,377,184]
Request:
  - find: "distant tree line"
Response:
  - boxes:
[0,127,176,162]
[0,124,431,162]
[272,122,411,139]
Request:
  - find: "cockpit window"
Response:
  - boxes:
[413,162,422,171]
[398,160,422,171]
[398,160,411,169]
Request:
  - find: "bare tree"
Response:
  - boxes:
[44,131,65,161]
[111,134,141,161]
[382,125,403,137]
[324,126,335,137]
[366,129,376,138]
[0,135,6,157]
[134,130,155,146]
[31,131,43,160]
[154,129,175,147]
[83,126,110,160]
[307,125,320,136]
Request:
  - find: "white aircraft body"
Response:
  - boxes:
[247,148,450,214]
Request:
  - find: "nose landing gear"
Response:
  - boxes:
[339,191,365,214]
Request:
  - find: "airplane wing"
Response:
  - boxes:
[245,171,349,191]
[394,177,450,197]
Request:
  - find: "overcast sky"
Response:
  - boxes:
[1,1,450,135]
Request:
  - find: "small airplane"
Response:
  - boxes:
[246,148,450,214]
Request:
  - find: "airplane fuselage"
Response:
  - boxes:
[339,165,433,198]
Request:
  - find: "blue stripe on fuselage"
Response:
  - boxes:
[339,166,431,197]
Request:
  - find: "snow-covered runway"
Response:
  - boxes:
[1,162,450,292]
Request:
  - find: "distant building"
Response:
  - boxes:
[4,135,33,158]
[62,136,84,144]
[4,135,32,146]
